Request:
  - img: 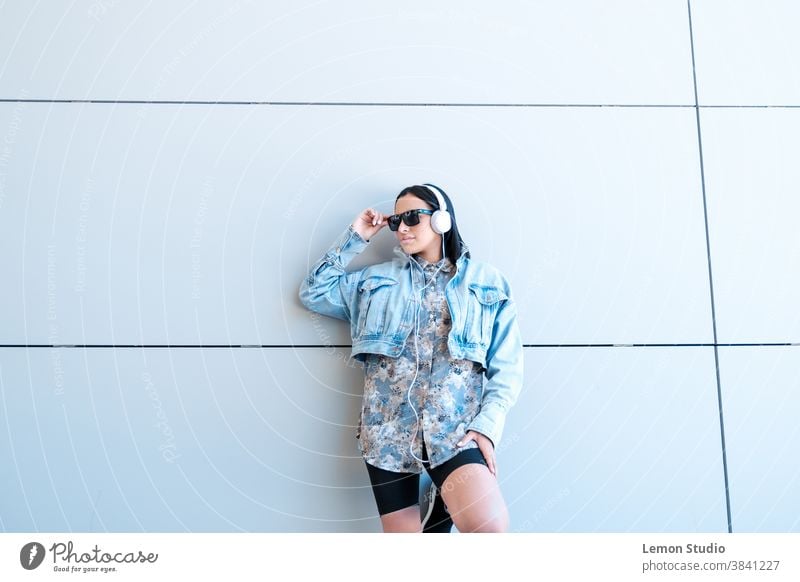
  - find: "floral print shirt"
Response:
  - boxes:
[356,254,485,472]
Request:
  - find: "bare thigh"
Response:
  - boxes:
[439,463,509,533]
[379,505,421,533]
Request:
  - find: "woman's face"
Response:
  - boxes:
[394,194,443,263]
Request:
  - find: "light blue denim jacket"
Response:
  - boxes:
[298,224,523,447]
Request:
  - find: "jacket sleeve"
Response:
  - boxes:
[466,290,524,448]
[298,224,370,321]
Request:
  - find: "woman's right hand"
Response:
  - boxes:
[351,207,388,242]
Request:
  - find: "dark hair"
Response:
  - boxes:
[395,184,470,263]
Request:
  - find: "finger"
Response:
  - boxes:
[486,451,497,477]
[486,448,497,477]
[456,433,473,447]
[478,441,496,477]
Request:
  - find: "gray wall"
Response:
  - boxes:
[1,1,798,532]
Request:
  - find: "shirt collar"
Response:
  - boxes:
[414,254,454,273]
[392,240,469,271]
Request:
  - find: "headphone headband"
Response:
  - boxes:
[422,183,448,213]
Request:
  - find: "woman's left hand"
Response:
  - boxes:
[457,430,497,477]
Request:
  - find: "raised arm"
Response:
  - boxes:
[298,208,389,321]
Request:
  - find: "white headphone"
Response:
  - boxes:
[422,183,452,235]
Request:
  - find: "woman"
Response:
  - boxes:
[299,184,523,533]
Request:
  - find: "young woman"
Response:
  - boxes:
[299,184,523,533]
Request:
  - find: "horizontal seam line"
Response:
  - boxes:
[1,343,797,349]
[0,99,798,108]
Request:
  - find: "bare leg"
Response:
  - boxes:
[379,505,422,533]
[439,464,509,532]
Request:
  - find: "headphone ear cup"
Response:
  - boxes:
[422,184,452,234]
[430,210,452,234]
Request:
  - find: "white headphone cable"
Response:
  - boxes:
[406,234,448,465]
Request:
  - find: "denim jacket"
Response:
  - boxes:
[298,224,523,447]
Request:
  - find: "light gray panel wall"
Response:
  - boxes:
[0,1,693,104]
[692,0,800,105]
[0,103,711,345]
[0,346,729,532]
[702,109,800,342]
[2,1,798,534]
[0,348,381,532]
[719,347,800,532]
[502,347,727,532]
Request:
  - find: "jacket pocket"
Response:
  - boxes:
[356,276,398,337]
[465,283,508,347]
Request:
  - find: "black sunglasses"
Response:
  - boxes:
[387,208,434,231]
